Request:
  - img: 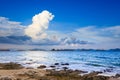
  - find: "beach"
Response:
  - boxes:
[0,62,120,80]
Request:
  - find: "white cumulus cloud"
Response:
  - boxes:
[25,10,54,40]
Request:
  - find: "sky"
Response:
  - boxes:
[0,0,120,50]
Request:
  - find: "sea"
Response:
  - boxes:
[0,51,120,76]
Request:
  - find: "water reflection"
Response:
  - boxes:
[19,51,51,67]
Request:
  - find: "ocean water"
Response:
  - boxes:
[0,51,120,76]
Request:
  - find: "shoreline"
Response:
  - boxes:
[1,62,119,76]
[0,62,120,80]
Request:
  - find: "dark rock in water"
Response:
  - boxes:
[50,65,56,68]
[65,69,73,73]
[0,62,23,70]
[37,65,46,69]
[93,71,103,74]
[61,63,69,65]
[0,77,12,80]
[26,62,32,64]
[54,63,59,65]
[62,67,68,70]
[56,68,59,69]
[65,63,69,65]
[29,59,33,61]
[103,68,113,72]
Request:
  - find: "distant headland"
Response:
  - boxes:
[0,48,120,51]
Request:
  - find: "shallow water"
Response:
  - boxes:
[0,51,120,75]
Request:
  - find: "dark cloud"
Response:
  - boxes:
[0,36,31,44]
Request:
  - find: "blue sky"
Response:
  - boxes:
[0,0,120,49]
[1,0,120,26]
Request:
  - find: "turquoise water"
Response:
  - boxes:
[0,51,120,75]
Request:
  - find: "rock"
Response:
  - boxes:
[29,59,33,61]
[66,69,73,73]
[50,65,55,68]
[54,63,59,65]
[37,65,46,69]
[103,68,113,72]
[44,69,109,80]
[74,70,88,74]
[0,77,12,80]
[81,71,109,80]
[26,62,32,64]
[61,63,69,65]
[62,67,68,70]
[0,62,23,70]
[26,67,34,69]
[93,76,109,80]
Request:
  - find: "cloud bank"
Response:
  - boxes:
[74,26,120,43]
[0,17,30,45]
[0,17,25,37]
[25,10,54,40]
[0,10,120,49]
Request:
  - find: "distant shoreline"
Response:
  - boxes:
[0,48,120,51]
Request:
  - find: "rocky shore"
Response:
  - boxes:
[0,62,120,80]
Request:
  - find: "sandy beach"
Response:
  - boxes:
[0,62,120,80]
[0,69,120,80]
[0,69,47,80]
